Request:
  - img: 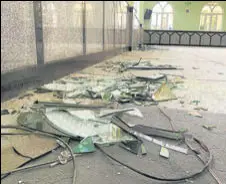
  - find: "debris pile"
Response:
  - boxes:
[96,58,183,73]
[1,99,213,184]
[37,73,178,106]
[1,59,217,184]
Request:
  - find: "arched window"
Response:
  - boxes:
[200,3,223,31]
[151,2,173,30]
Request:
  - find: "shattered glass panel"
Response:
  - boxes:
[73,137,96,153]
[17,112,67,136]
[45,110,135,144]
[152,82,177,102]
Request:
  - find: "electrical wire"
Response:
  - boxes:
[157,106,175,131]
[12,147,33,159]
[1,123,213,182]
[132,57,142,66]
[1,132,32,136]
[96,137,212,182]
[96,115,213,182]
[1,125,76,184]
[158,108,221,184]
[1,144,61,180]
[0,155,73,177]
[185,137,222,184]
[1,159,57,176]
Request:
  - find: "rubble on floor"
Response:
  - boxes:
[35,70,179,106]
[188,111,203,118]
[1,109,9,116]
[202,125,217,131]
[1,59,217,184]
[73,137,96,154]
[119,140,147,155]
[160,146,169,158]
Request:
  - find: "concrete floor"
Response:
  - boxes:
[1,46,226,184]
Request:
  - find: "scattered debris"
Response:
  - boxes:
[34,70,181,107]
[34,88,53,93]
[169,76,184,84]
[44,109,135,144]
[10,134,58,159]
[34,100,108,109]
[1,142,30,173]
[135,74,166,82]
[140,143,147,155]
[1,109,9,116]
[190,100,200,106]
[50,150,71,167]
[202,125,217,131]
[160,73,185,78]
[124,62,182,71]
[160,146,169,158]
[180,100,185,104]
[2,108,18,115]
[125,108,143,118]
[112,116,188,154]
[131,125,186,140]
[18,93,33,99]
[1,58,215,184]
[68,110,97,121]
[56,139,67,148]
[194,107,208,111]
[188,111,203,118]
[101,92,113,102]
[152,83,177,102]
[10,110,17,115]
[98,108,134,118]
[17,111,69,136]
[119,140,139,155]
[127,65,181,70]
[132,57,142,66]
[73,137,96,154]
[192,67,199,70]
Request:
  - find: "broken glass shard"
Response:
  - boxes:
[73,137,96,153]
[152,83,177,102]
[44,110,135,144]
